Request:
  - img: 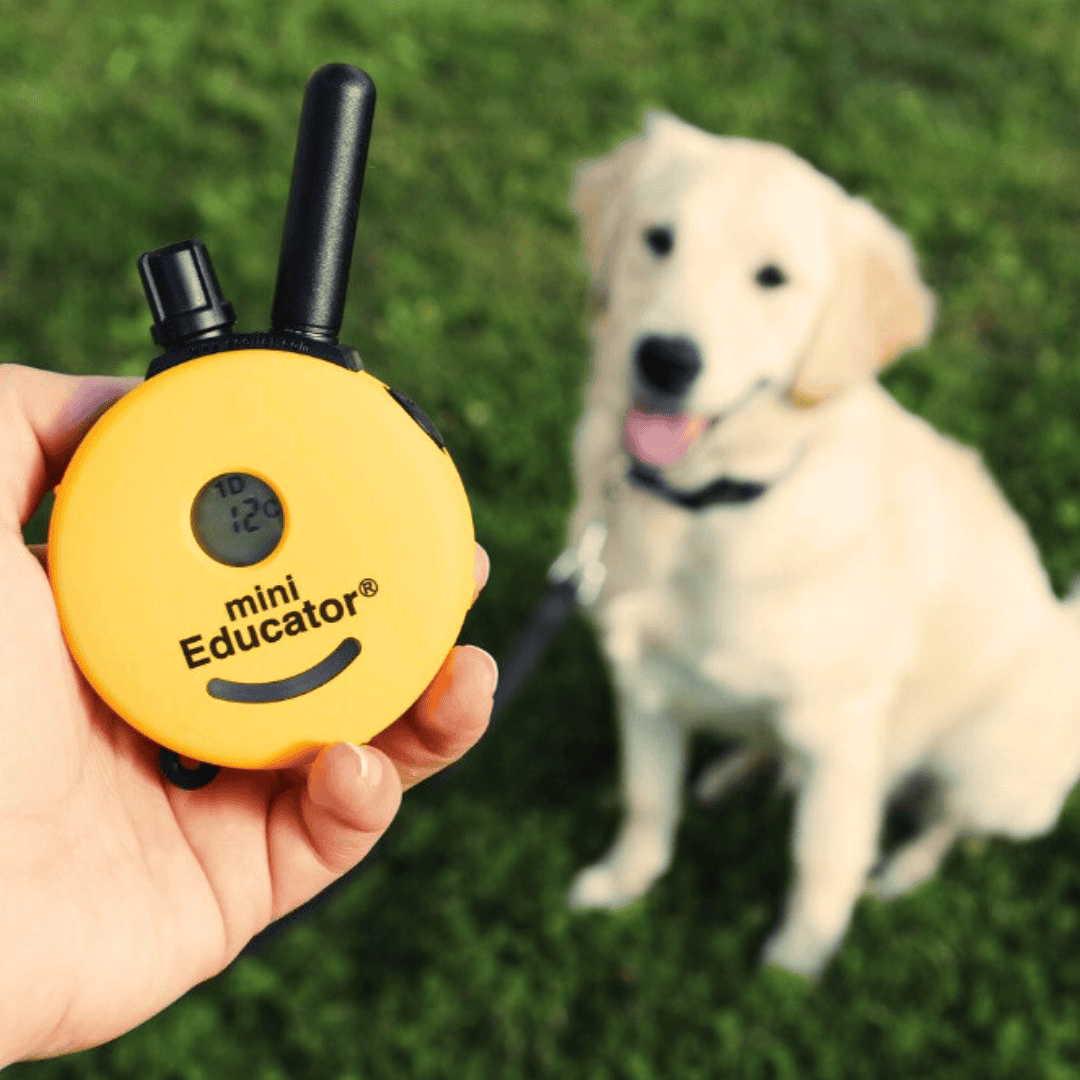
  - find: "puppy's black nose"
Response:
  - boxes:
[634,335,702,398]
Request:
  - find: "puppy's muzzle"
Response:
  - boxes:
[634,335,702,405]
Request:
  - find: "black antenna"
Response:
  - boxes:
[271,63,376,344]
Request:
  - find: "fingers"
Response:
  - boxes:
[369,643,498,790]
[264,551,493,917]
[257,540,494,920]
[302,742,402,871]
[260,641,495,923]
[266,639,496,917]
[265,741,402,920]
[0,366,141,533]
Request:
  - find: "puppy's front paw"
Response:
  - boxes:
[567,860,656,911]
[759,924,838,982]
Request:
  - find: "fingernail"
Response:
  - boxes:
[477,648,498,699]
[57,375,141,434]
[472,544,490,604]
[355,745,383,788]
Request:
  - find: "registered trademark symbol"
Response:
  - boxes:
[359,578,378,597]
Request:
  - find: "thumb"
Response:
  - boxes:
[0,366,142,533]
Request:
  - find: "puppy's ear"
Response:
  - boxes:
[568,132,646,308]
[789,196,936,409]
[642,108,697,142]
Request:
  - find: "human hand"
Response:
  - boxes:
[0,365,496,1064]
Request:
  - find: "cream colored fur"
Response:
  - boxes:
[564,109,1080,979]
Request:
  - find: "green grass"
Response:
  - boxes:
[6,0,1080,1075]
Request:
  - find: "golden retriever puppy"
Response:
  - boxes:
[563,110,1080,979]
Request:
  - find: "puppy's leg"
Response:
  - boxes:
[867,816,963,901]
[569,685,689,910]
[761,702,885,979]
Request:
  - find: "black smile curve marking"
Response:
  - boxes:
[206,637,361,704]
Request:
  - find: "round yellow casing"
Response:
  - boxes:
[48,348,475,769]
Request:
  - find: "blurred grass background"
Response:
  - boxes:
[5,0,1080,1075]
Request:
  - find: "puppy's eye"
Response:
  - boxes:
[755,263,787,288]
[644,226,674,257]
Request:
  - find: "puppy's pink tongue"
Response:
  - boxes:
[624,407,708,466]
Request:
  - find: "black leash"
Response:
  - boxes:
[489,517,609,719]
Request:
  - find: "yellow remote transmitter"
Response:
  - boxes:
[48,64,475,789]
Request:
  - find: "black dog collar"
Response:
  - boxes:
[627,459,768,509]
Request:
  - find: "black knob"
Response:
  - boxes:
[138,239,237,349]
